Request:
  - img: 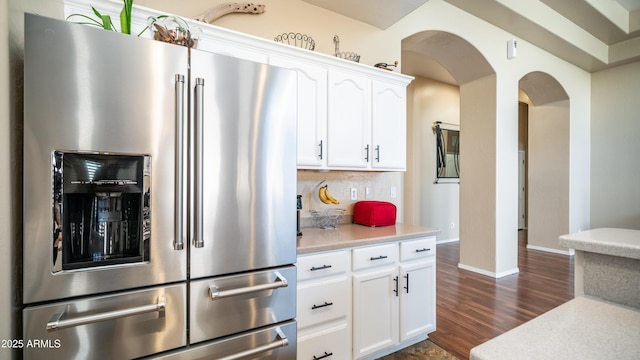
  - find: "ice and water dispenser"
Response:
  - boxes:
[52,151,151,271]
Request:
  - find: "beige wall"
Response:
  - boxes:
[458,74,499,274]
[591,61,640,229]
[528,101,571,252]
[405,76,460,242]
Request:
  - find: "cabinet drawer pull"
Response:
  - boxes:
[310,264,332,271]
[393,276,399,296]
[313,351,333,360]
[311,301,334,310]
[415,248,431,253]
[370,255,388,261]
[404,273,410,293]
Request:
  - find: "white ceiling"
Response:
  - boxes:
[302,0,640,82]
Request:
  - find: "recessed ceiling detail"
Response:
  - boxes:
[301,0,428,29]
[304,0,640,72]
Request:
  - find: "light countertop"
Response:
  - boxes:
[559,228,640,259]
[470,296,640,360]
[297,223,439,255]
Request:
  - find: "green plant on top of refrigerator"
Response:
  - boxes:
[66,0,141,35]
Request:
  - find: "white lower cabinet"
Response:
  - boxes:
[399,259,436,341]
[297,250,351,360]
[352,266,399,358]
[297,236,436,360]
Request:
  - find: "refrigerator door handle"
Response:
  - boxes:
[174,74,186,251]
[193,78,205,248]
[46,296,166,332]
[208,272,289,301]
[216,327,289,360]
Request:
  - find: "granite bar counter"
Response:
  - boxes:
[470,296,640,360]
[559,228,640,309]
[296,223,439,254]
[470,228,640,360]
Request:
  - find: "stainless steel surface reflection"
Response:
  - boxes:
[190,266,297,343]
[23,284,186,360]
[24,12,297,359]
[24,14,188,304]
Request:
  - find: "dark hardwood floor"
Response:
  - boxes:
[427,230,574,360]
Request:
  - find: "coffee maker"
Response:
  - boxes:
[52,151,150,272]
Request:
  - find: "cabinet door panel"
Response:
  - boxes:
[327,70,371,169]
[372,81,406,170]
[269,56,327,168]
[352,267,398,359]
[399,259,436,341]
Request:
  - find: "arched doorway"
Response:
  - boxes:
[402,31,521,277]
[519,72,572,254]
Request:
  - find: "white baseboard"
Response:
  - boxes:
[436,238,459,244]
[526,244,575,256]
[458,263,520,278]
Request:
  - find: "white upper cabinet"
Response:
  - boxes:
[327,70,372,169]
[269,56,328,169]
[371,81,407,170]
[74,0,414,171]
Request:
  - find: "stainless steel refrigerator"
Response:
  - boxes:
[23,13,297,359]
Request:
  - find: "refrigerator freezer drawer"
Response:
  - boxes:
[154,320,297,360]
[190,266,297,344]
[23,283,186,360]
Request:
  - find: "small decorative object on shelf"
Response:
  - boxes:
[374,61,398,71]
[148,16,201,48]
[274,32,316,51]
[195,2,266,24]
[333,35,360,62]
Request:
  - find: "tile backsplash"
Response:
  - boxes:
[297,170,403,228]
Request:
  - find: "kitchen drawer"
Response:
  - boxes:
[190,266,296,344]
[298,250,349,281]
[297,275,349,330]
[23,283,186,360]
[352,243,398,271]
[298,323,350,360]
[400,237,436,262]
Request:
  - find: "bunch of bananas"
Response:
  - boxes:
[318,184,340,205]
